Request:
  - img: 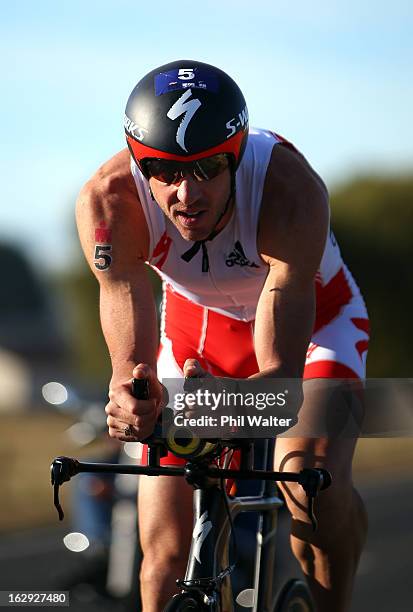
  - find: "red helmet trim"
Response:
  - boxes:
[126,130,246,165]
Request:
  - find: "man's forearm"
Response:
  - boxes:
[99,279,159,382]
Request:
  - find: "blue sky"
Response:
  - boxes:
[1,1,412,271]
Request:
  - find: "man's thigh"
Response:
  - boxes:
[138,474,194,560]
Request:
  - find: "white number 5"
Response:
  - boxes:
[178,68,195,80]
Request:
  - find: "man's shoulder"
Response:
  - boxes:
[76,148,150,263]
[242,129,327,197]
[81,148,138,203]
[258,140,329,228]
[257,141,330,263]
[265,139,327,197]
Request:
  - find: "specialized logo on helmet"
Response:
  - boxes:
[167,89,202,153]
[124,114,148,142]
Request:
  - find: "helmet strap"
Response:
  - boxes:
[210,166,236,235]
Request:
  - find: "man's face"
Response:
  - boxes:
[147,160,232,242]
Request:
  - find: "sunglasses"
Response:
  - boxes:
[141,154,230,184]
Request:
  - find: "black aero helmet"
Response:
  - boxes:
[124,59,249,174]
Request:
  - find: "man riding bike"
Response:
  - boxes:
[76,60,369,612]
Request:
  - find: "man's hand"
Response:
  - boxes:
[183,358,210,379]
[183,359,235,439]
[105,363,164,441]
[182,359,216,420]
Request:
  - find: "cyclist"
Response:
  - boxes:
[76,60,369,612]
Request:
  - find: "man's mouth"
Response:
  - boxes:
[175,210,206,226]
[176,210,203,218]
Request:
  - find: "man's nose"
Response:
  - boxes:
[176,173,201,205]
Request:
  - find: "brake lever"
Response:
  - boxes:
[50,457,80,521]
[299,468,332,531]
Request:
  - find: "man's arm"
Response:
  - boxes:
[253,144,329,379]
[76,149,162,439]
[183,144,329,421]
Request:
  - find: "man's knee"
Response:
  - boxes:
[140,547,188,586]
[279,470,368,557]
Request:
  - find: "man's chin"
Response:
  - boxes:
[174,220,210,242]
[179,228,209,242]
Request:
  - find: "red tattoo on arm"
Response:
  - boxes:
[95,221,112,243]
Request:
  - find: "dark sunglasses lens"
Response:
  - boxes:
[193,154,229,180]
[143,159,179,183]
[143,154,229,183]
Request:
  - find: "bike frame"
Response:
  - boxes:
[182,439,284,611]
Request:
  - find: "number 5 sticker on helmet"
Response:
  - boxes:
[178,68,195,80]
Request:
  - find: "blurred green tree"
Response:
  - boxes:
[330,174,413,376]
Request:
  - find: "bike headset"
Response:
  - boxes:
[124,59,249,272]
